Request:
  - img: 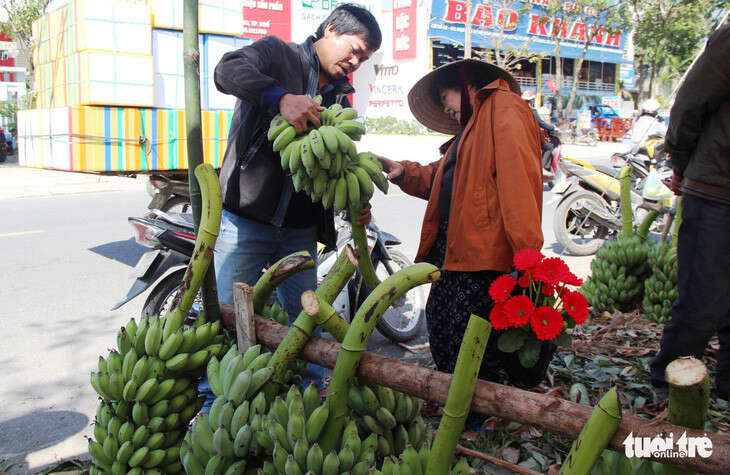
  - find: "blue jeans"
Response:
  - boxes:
[213,209,325,389]
[650,194,730,395]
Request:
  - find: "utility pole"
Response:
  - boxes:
[464,0,472,58]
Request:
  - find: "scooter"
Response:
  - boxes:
[551,153,673,256]
[113,209,426,342]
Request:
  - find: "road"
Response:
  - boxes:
[0,137,625,472]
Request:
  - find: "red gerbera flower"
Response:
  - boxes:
[503,295,535,327]
[531,306,564,341]
[489,303,511,330]
[562,289,589,324]
[489,274,517,304]
[563,272,583,286]
[541,283,556,297]
[532,257,571,284]
[517,274,531,288]
[514,249,545,271]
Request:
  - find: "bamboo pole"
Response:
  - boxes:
[620,165,633,239]
[251,251,315,314]
[427,315,491,475]
[318,263,440,453]
[666,357,710,430]
[183,0,221,322]
[248,316,730,474]
[559,387,622,475]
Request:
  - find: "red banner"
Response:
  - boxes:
[393,0,417,59]
[243,0,292,41]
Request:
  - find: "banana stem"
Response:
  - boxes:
[671,197,682,246]
[265,245,358,389]
[559,387,622,475]
[163,164,221,334]
[252,251,315,314]
[620,166,633,239]
[301,290,350,342]
[318,263,440,453]
[427,315,491,475]
[349,211,380,292]
[637,210,660,242]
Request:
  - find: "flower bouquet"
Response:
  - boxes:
[489,249,589,371]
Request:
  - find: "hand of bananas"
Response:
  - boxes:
[641,241,678,323]
[88,312,223,474]
[268,99,388,212]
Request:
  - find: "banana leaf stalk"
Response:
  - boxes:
[426,315,491,475]
[319,263,440,453]
[637,210,659,242]
[349,210,380,292]
[162,164,222,338]
[301,290,349,342]
[672,197,682,245]
[252,251,315,314]
[265,245,358,388]
[560,387,622,475]
[666,357,709,430]
[620,166,633,239]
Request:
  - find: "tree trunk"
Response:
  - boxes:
[249,316,730,474]
[553,39,563,123]
[566,36,595,117]
[183,0,221,322]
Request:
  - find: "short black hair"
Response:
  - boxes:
[429,63,494,104]
[314,3,382,51]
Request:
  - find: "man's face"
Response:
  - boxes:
[316,24,374,79]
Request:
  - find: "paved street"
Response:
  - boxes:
[0,137,625,472]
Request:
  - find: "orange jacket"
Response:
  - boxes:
[396,78,544,272]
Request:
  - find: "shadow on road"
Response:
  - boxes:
[88,238,145,267]
[0,410,89,472]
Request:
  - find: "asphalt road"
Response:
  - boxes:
[0,137,625,472]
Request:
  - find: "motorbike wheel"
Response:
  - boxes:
[357,249,427,342]
[553,191,612,256]
[161,196,192,213]
[142,269,201,326]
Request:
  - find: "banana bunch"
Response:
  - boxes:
[581,236,651,313]
[179,344,278,474]
[258,385,378,474]
[346,383,428,460]
[267,100,388,211]
[262,302,289,327]
[641,242,678,323]
[88,312,222,473]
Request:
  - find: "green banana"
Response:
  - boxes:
[305,403,329,442]
[158,329,183,360]
[273,125,296,153]
[306,443,324,473]
[127,445,149,468]
[268,116,290,141]
[144,318,163,357]
[336,119,366,139]
[319,125,339,154]
[345,170,361,210]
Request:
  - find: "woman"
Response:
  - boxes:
[379,59,545,387]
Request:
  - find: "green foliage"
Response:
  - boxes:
[363,117,429,135]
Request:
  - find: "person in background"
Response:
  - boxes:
[522,90,559,176]
[630,98,667,146]
[378,59,545,388]
[213,4,382,390]
[650,22,730,401]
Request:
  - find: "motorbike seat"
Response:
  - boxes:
[149,209,195,231]
[594,165,622,179]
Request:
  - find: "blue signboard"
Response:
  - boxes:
[619,63,635,89]
[429,0,627,64]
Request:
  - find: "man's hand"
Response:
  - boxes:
[663,171,683,195]
[279,94,323,133]
[355,203,372,226]
[377,155,404,182]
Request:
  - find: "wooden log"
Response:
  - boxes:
[251,317,730,474]
[233,282,256,354]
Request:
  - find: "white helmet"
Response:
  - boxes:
[641,98,660,114]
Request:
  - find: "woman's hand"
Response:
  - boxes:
[377,155,404,182]
[355,203,372,226]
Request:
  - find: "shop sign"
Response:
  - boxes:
[393,0,417,59]
[243,0,292,41]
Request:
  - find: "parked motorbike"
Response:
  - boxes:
[551,153,673,256]
[146,172,193,212]
[113,209,426,342]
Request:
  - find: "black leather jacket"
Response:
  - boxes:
[214,35,354,247]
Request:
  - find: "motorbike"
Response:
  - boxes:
[113,209,426,343]
[551,152,674,256]
[145,172,193,213]
[543,133,563,189]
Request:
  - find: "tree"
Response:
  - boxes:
[563,0,632,115]
[0,0,50,106]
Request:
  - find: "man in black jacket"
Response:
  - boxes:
[650,22,730,401]
[213,5,381,322]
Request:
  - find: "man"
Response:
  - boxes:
[650,22,730,401]
[522,90,559,174]
[630,98,667,147]
[213,4,381,319]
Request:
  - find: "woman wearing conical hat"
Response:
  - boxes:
[378,59,545,388]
